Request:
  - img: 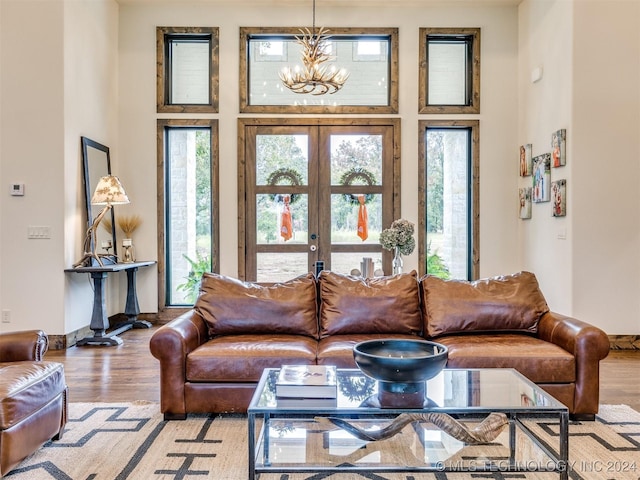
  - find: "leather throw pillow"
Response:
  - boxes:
[421,271,549,338]
[195,272,319,338]
[318,270,422,338]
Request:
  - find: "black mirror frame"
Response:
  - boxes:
[81,136,118,264]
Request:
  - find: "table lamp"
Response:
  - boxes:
[74,175,130,267]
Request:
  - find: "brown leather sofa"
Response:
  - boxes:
[150,270,610,421]
[0,330,68,476]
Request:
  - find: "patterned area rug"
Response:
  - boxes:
[6,402,640,480]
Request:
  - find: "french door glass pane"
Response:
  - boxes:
[330,193,381,245]
[256,135,309,185]
[328,133,383,273]
[166,128,212,305]
[330,134,382,185]
[331,252,383,277]
[426,129,469,279]
[256,194,308,244]
[257,253,308,283]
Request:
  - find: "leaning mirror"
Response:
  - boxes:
[81,136,117,264]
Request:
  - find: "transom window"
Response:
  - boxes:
[419,28,481,114]
[156,27,219,113]
[240,27,399,114]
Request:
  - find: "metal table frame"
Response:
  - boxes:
[247,368,569,480]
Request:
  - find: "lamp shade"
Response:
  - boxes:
[91,175,130,205]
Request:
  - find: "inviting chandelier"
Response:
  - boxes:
[279,1,349,95]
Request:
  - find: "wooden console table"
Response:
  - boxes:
[65,261,156,346]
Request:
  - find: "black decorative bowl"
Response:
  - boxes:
[353,339,448,384]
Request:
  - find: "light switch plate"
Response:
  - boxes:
[27,226,51,239]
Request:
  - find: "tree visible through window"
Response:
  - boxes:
[158,120,219,307]
[419,121,479,280]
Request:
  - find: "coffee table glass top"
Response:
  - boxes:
[249,367,567,413]
[248,368,569,479]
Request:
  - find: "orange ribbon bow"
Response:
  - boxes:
[280,195,293,241]
[357,194,368,241]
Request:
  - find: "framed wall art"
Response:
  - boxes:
[519,143,532,177]
[551,129,566,167]
[532,153,551,203]
[519,187,532,219]
[552,179,566,217]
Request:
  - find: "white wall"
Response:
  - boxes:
[0,0,119,335]
[118,2,520,314]
[571,0,640,335]
[518,0,640,334]
[0,0,66,334]
[63,0,120,334]
[518,0,573,313]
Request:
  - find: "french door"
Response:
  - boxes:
[239,119,400,282]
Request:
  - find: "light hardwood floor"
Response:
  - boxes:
[46,325,640,412]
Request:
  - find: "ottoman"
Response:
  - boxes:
[0,331,68,476]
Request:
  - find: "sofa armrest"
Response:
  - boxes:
[0,330,48,362]
[538,311,610,360]
[149,311,209,419]
[538,311,610,415]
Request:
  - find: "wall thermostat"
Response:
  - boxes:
[11,183,25,196]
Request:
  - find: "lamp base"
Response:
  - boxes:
[73,204,115,268]
[73,252,117,268]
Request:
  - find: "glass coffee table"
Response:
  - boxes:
[248,368,569,480]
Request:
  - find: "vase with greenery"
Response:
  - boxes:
[379,219,415,275]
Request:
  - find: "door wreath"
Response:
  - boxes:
[339,168,376,241]
[267,167,303,204]
[339,168,376,205]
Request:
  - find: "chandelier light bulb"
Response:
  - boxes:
[279,25,349,95]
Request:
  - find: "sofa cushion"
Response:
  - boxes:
[437,334,575,384]
[186,335,318,382]
[317,333,421,368]
[318,271,422,338]
[421,271,549,338]
[195,273,319,338]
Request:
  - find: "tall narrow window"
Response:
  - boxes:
[157,27,219,113]
[419,121,479,280]
[158,120,219,307]
[419,28,480,114]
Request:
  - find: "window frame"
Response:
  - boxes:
[239,27,399,114]
[157,119,220,313]
[156,26,219,113]
[418,120,479,280]
[418,28,481,114]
